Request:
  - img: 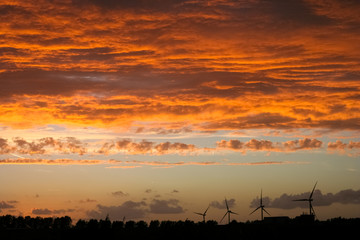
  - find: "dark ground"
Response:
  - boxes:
[1,215,359,240]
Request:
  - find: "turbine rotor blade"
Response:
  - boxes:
[293,199,308,201]
[250,207,261,215]
[310,181,318,199]
[194,212,203,215]
[230,211,238,215]
[263,208,271,216]
[220,212,228,223]
[225,198,229,211]
[204,206,210,214]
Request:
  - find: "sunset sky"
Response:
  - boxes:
[1,0,359,223]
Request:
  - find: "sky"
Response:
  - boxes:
[0,0,360,223]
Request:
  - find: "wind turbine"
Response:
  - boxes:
[250,189,270,221]
[293,181,317,217]
[194,205,210,222]
[220,198,238,224]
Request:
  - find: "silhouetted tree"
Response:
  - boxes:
[112,220,124,230]
[99,215,111,230]
[75,219,87,229]
[87,219,99,230]
[149,220,160,229]
[125,220,136,230]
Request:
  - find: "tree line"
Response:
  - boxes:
[0,214,359,240]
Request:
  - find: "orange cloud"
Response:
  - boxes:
[0,0,359,133]
[217,138,323,153]
[328,140,360,152]
[2,137,356,157]
[0,137,86,155]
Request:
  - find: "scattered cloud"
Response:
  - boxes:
[79,198,97,204]
[32,208,52,215]
[210,199,236,210]
[1,137,360,158]
[111,191,129,197]
[0,201,16,211]
[0,137,86,155]
[149,199,185,214]
[328,140,360,150]
[32,208,75,215]
[87,201,147,220]
[217,138,323,153]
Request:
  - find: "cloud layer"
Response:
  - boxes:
[3,137,357,157]
[0,0,358,132]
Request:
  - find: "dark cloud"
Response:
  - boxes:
[261,0,332,26]
[72,0,187,11]
[87,201,147,220]
[32,208,75,215]
[0,70,105,98]
[149,199,185,214]
[136,127,193,135]
[32,208,52,215]
[317,118,360,130]
[210,199,236,210]
[250,189,360,209]
[292,108,326,117]
[206,113,296,130]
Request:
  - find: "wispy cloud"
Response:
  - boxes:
[0,158,104,165]
[0,158,306,168]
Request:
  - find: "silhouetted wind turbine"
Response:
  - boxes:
[194,205,210,222]
[220,198,238,224]
[293,181,317,217]
[250,189,270,221]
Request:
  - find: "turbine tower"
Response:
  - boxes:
[194,205,210,222]
[250,189,270,221]
[293,181,317,216]
[220,198,238,224]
